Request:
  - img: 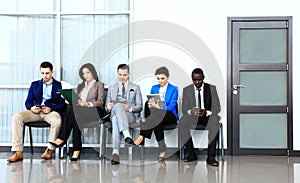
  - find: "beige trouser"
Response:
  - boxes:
[11,110,61,152]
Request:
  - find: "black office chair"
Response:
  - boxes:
[22,121,50,154]
[138,102,180,159]
[22,105,67,158]
[79,112,108,159]
[179,122,225,161]
[161,103,180,159]
[98,116,142,159]
[61,88,132,159]
[59,106,108,159]
[22,120,64,158]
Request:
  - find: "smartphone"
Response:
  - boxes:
[193,107,200,111]
[35,105,43,108]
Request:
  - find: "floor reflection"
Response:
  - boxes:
[2,153,300,183]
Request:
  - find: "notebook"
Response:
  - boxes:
[57,89,80,105]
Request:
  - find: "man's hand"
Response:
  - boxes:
[191,107,206,117]
[107,103,114,111]
[31,106,42,114]
[123,103,130,112]
[41,106,51,114]
[198,109,206,117]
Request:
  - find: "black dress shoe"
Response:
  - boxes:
[206,158,219,166]
[124,137,135,147]
[184,153,198,162]
[111,153,120,165]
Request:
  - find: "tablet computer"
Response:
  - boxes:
[111,100,126,104]
[146,94,161,101]
[57,89,80,105]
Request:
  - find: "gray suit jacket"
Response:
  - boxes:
[105,81,143,120]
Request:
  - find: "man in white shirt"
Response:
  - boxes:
[179,68,221,166]
[105,64,143,165]
[7,61,65,162]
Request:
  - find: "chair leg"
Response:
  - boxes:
[99,124,106,159]
[178,127,185,160]
[29,127,33,154]
[180,147,185,160]
[140,144,144,160]
[220,124,225,161]
[59,146,64,159]
[22,125,26,144]
[135,137,145,159]
[128,128,133,158]
[217,130,220,157]
[66,140,69,155]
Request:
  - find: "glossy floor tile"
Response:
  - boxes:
[1,152,300,183]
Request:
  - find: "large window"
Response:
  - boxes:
[61,15,129,86]
[0,0,131,145]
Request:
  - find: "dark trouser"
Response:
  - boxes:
[140,106,177,153]
[179,114,220,160]
[57,105,103,151]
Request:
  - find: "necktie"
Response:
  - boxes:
[122,83,125,98]
[197,88,201,108]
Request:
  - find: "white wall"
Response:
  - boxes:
[132,0,300,150]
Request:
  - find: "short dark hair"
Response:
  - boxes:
[40,61,53,71]
[117,64,130,72]
[79,63,99,81]
[155,66,169,77]
[191,68,205,78]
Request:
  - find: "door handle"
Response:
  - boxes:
[233,84,246,90]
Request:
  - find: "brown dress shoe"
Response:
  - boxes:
[7,151,23,162]
[134,135,144,146]
[41,148,53,159]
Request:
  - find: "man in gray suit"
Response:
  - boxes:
[105,64,143,165]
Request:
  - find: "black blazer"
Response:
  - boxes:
[181,83,221,116]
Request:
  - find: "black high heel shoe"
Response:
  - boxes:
[49,141,64,148]
[70,151,81,161]
[158,151,166,161]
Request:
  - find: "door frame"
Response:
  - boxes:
[227,16,293,155]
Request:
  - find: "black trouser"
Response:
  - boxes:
[179,114,220,160]
[57,106,103,151]
[140,104,177,153]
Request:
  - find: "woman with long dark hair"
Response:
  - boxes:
[50,63,105,161]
